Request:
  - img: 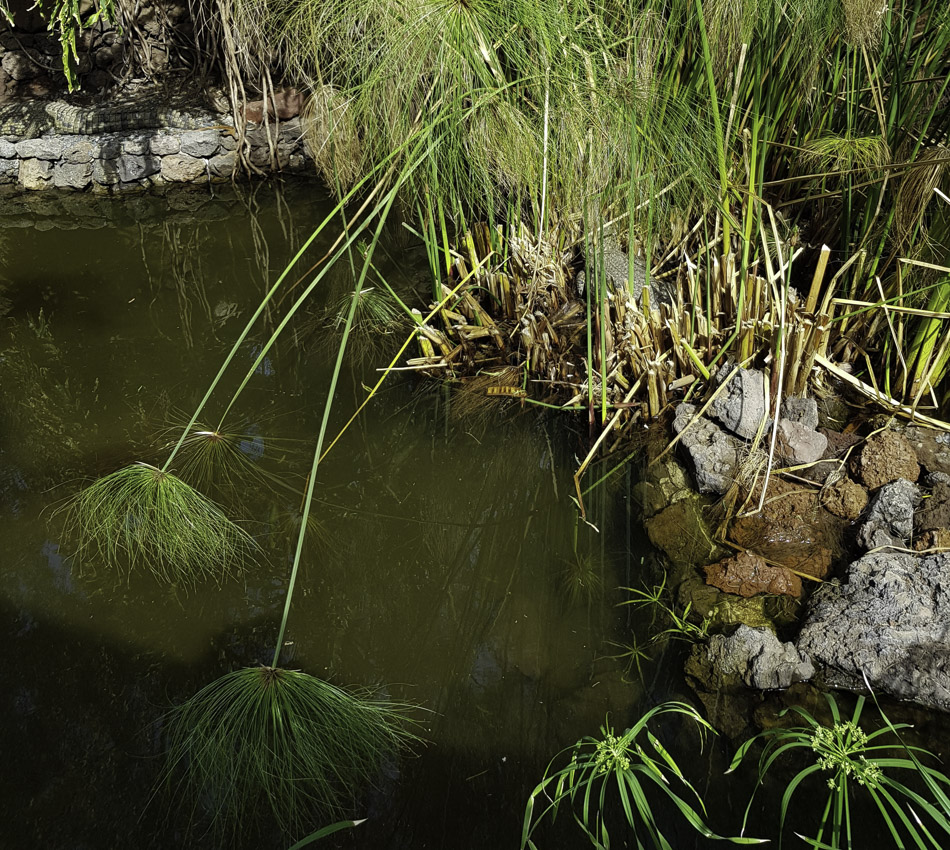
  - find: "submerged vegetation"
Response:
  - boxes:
[59,462,255,585]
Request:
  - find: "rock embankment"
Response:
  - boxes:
[0,120,311,192]
[647,360,950,714]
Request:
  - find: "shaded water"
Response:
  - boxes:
[0,180,696,849]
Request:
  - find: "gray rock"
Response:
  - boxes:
[161,153,206,182]
[92,159,120,185]
[0,139,16,158]
[18,158,50,189]
[0,158,19,183]
[149,134,181,156]
[856,478,920,550]
[63,139,99,163]
[116,153,160,183]
[279,117,303,144]
[797,551,950,712]
[706,625,814,690]
[2,52,40,81]
[637,454,694,520]
[120,135,151,156]
[781,396,819,431]
[673,402,740,494]
[710,364,768,440]
[777,418,828,465]
[901,426,950,478]
[52,162,92,189]
[208,151,237,177]
[15,138,66,160]
[179,129,221,157]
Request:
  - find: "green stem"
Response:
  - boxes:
[271,177,405,668]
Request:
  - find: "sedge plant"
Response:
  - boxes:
[157,156,490,840]
[161,241,421,841]
[521,703,763,850]
[56,115,443,585]
[728,692,950,849]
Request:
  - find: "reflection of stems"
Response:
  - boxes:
[572,378,641,519]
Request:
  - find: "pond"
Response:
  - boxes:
[8,179,950,850]
[0,179,692,849]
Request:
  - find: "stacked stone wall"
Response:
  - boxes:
[0,119,311,192]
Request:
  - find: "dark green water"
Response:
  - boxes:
[0,180,694,849]
[6,179,949,850]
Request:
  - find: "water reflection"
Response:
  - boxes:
[0,179,637,849]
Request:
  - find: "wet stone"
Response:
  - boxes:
[916,480,950,533]
[710,364,768,440]
[120,135,151,156]
[208,151,237,178]
[856,478,920,551]
[776,417,827,465]
[704,550,802,598]
[901,426,950,478]
[781,396,819,431]
[703,625,814,690]
[797,551,950,712]
[149,134,181,156]
[18,157,50,189]
[0,158,18,182]
[63,139,99,163]
[116,153,160,183]
[92,159,120,185]
[729,477,835,579]
[161,153,206,182]
[643,494,722,568]
[673,402,739,494]
[15,137,65,160]
[179,129,221,158]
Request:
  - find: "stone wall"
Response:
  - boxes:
[0,119,312,192]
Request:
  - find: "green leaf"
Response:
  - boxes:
[287,819,366,849]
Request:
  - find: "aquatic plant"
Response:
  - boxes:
[521,703,762,849]
[162,417,306,501]
[620,575,711,645]
[161,233,427,841]
[60,462,253,585]
[162,666,416,837]
[56,123,440,583]
[288,819,365,848]
[559,551,604,608]
[729,692,950,849]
